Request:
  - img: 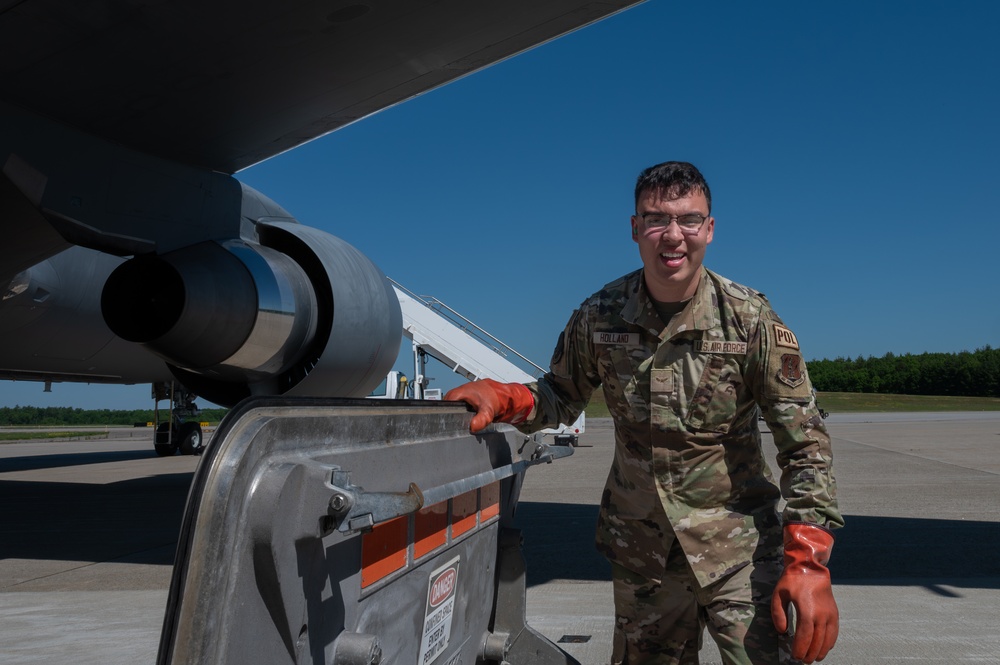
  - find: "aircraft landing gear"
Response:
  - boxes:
[152,382,205,457]
[154,422,178,457]
[178,421,204,455]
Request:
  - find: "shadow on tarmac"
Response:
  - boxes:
[517,502,609,586]
[4,471,997,596]
[0,448,159,473]
[830,513,1000,589]
[516,502,1000,591]
[0,472,194,565]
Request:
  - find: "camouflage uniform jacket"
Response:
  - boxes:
[520,267,843,588]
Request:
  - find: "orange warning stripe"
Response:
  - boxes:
[480,481,500,521]
[360,516,408,587]
[414,502,448,559]
[360,481,502,589]
[451,490,478,537]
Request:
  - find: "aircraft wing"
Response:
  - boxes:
[1,0,641,174]
[0,0,643,409]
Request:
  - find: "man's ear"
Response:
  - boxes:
[630,216,639,239]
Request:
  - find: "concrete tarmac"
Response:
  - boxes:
[1,413,998,664]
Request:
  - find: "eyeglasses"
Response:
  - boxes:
[639,213,708,235]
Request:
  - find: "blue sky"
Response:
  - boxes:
[4,0,998,409]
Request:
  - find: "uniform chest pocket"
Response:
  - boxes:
[598,347,651,422]
[686,354,744,433]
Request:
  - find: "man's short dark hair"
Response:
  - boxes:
[634,161,712,213]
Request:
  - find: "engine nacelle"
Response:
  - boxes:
[101,222,401,406]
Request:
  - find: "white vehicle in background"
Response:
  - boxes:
[369,281,584,446]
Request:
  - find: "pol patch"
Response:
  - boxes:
[773,324,799,350]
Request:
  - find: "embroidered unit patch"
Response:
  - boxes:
[777,353,805,388]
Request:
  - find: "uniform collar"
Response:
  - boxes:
[622,267,720,338]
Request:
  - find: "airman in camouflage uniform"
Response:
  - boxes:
[524,266,842,663]
[446,161,842,664]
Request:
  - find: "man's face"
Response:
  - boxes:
[631,187,714,302]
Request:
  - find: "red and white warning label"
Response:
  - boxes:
[419,556,460,665]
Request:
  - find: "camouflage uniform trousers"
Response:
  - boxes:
[611,531,798,665]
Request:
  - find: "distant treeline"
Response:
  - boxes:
[809,346,999,397]
[0,406,230,426]
[3,348,997,423]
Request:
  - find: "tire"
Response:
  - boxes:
[179,421,203,455]
[154,422,178,456]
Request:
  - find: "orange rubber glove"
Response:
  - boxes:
[444,379,534,433]
[771,523,839,663]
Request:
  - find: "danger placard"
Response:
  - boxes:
[419,556,460,665]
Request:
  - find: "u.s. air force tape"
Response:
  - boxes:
[594,333,749,354]
[694,340,747,354]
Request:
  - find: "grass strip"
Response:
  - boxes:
[0,431,108,442]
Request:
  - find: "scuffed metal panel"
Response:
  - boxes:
[159,397,577,665]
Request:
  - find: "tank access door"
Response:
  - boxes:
[158,397,579,665]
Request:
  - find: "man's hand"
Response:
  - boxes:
[444,379,534,433]
[771,523,839,663]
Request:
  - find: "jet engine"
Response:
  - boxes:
[101,222,401,406]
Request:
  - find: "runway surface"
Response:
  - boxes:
[1,412,998,664]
